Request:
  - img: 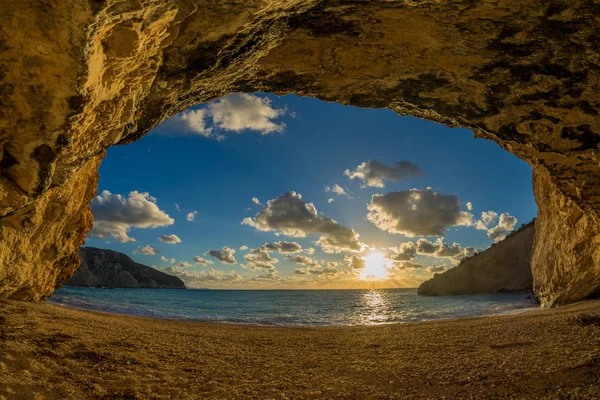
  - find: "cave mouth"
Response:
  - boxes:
[48,92,538,323]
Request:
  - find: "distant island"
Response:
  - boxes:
[63,247,185,289]
[418,219,535,296]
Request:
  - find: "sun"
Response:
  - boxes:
[360,252,389,280]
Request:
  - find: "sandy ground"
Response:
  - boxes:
[1,299,600,399]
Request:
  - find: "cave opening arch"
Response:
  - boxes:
[0,0,599,306]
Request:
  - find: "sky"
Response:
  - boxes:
[84,93,537,289]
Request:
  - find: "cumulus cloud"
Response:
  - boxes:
[426,265,447,274]
[480,211,498,227]
[252,197,262,206]
[487,213,518,241]
[178,261,192,268]
[159,234,182,244]
[161,94,287,139]
[242,191,363,253]
[160,256,168,262]
[193,256,213,266]
[344,160,423,188]
[393,261,427,271]
[328,198,334,204]
[89,190,174,243]
[466,202,473,211]
[285,255,321,269]
[304,247,315,255]
[206,247,237,264]
[325,184,352,198]
[387,242,417,261]
[164,266,243,285]
[254,241,303,254]
[242,247,279,271]
[294,268,308,275]
[186,211,198,221]
[239,245,249,251]
[415,238,476,264]
[367,188,474,237]
[344,255,365,270]
[133,245,160,255]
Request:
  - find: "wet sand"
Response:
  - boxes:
[1,299,600,399]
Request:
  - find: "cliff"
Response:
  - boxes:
[64,247,185,289]
[418,221,535,296]
[1,0,600,306]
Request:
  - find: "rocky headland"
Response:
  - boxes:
[418,220,535,296]
[64,247,185,289]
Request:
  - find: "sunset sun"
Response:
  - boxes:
[360,252,389,280]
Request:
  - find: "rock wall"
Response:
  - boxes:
[1,0,599,305]
[418,221,535,296]
[64,247,185,289]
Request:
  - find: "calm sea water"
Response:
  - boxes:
[48,287,538,326]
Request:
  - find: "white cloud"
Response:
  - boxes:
[344,254,365,270]
[328,198,334,204]
[242,249,279,271]
[170,258,176,264]
[88,190,174,243]
[164,266,244,284]
[252,197,262,206]
[193,256,213,266]
[487,213,518,242]
[344,160,423,188]
[133,245,160,255]
[285,255,321,269]
[304,247,315,255]
[426,265,447,274]
[239,245,249,251]
[466,202,473,211]
[161,94,287,139]
[161,256,168,262]
[386,242,417,261]
[159,234,182,244]
[367,188,474,236]
[254,241,303,254]
[178,261,192,268]
[325,184,352,198]
[415,238,476,264]
[242,191,363,253]
[206,246,237,264]
[186,211,198,221]
[481,211,498,227]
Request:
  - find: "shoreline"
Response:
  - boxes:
[46,298,542,328]
[2,299,600,399]
[49,287,539,327]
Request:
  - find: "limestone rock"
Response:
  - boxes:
[1,0,600,305]
[418,221,535,296]
[64,247,185,289]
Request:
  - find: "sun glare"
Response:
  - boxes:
[360,252,389,280]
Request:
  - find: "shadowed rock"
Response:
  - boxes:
[64,247,185,289]
[418,221,535,296]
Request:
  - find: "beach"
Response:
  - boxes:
[1,299,599,399]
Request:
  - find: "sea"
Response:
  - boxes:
[48,287,539,326]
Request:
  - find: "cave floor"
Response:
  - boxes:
[1,299,600,399]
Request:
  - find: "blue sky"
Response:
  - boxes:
[85,93,537,289]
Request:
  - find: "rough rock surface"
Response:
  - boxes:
[0,0,599,305]
[64,247,185,289]
[418,221,535,296]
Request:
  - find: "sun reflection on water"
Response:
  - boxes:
[357,289,393,325]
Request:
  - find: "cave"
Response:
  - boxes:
[1,0,599,307]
